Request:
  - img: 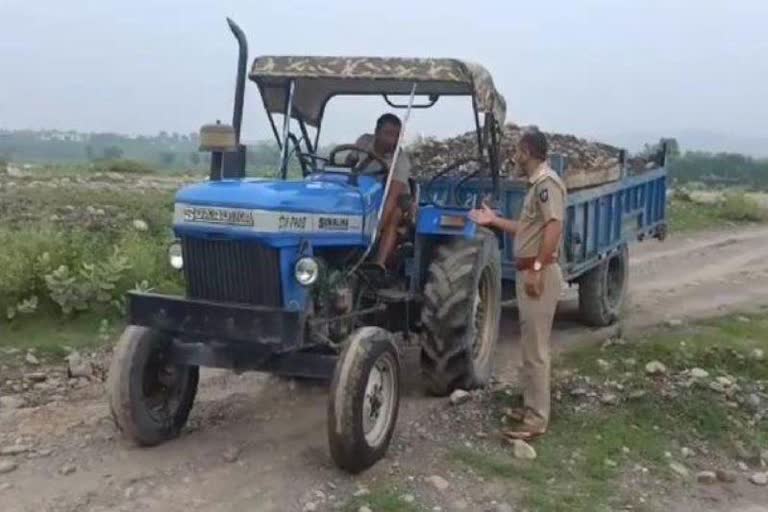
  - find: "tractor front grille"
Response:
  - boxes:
[182,237,282,307]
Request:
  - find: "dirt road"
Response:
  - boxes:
[2,226,768,512]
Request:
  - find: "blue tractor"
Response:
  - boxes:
[107,19,508,473]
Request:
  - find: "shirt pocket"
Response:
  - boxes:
[522,195,538,221]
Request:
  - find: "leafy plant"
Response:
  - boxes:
[6,296,39,320]
[44,246,133,316]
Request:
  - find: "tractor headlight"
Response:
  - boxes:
[168,242,183,270]
[294,257,320,286]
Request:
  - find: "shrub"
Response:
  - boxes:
[95,159,154,175]
[719,193,766,222]
[0,225,180,318]
[671,188,693,203]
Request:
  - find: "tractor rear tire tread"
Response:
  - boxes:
[578,244,629,327]
[420,227,502,396]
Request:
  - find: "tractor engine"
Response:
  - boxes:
[308,251,365,344]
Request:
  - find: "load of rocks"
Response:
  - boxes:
[408,124,660,190]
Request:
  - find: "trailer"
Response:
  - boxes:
[418,154,667,325]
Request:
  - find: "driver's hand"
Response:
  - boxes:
[468,204,498,227]
[344,152,360,166]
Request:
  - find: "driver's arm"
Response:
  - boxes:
[345,134,373,166]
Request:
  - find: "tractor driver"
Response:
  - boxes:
[348,113,413,276]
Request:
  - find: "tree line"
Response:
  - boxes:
[3,130,768,189]
[0,130,293,176]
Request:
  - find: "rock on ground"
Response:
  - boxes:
[1,444,33,456]
[697,471,717,484]
[358,507,372,512]
[512,440,537,460]
[449,389,471,406]
[0,458,18,474]
[690,368,709,379]
[495,504,514,512]
[25,372,47,383]
[60,463,77,476]
[716,469,738,483]
[669,462,690,479]
[750,472,768,486]
[25,353,40,365]
[222,446,240,463]
[426,475,450,491]
[67,351,93,379]
[597,359,611,371]
[751,348,765,361]
[302,502,317,512]
[716,376,734,387]
[645,361,667,375]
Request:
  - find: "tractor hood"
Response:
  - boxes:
[172,175,381,239]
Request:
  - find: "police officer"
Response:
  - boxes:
[469,128,566,440]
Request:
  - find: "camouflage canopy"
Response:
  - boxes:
[249,56,506,127]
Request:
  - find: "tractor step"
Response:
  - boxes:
[375,288,421,303]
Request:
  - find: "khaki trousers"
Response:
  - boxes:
[515,263,563,427]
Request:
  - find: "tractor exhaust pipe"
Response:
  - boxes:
[226,17,248,142]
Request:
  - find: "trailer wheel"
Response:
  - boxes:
[107,326,199,446]
[578,244,629,327]
[420,227,502,396]
[327,327,401,474]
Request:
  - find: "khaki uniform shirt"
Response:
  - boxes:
[514,162,567,259]
[354,133,412,185]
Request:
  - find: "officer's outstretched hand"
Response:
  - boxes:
[468,204,497,227]
[524,269,543,299]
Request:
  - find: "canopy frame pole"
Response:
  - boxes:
[471,92,484,161]
[279,79,296,180]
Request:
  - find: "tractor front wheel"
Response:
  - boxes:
[327,327,401,474]
[107,326,199,446]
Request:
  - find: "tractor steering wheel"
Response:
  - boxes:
[328,144,390,176]
[423,157,487,207]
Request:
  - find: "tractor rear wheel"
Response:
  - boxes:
[578,244,629,327]
[107,326,199,446]
[420,227,502,396]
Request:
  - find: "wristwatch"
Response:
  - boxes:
[533,260,543,272]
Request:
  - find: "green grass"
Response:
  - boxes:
[449,312,768,512]
[342,485,424,512]
[0,309,123,360]
[668,199,729,232]
[668,194,768,233]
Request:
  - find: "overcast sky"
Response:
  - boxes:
[2,0,767,152]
